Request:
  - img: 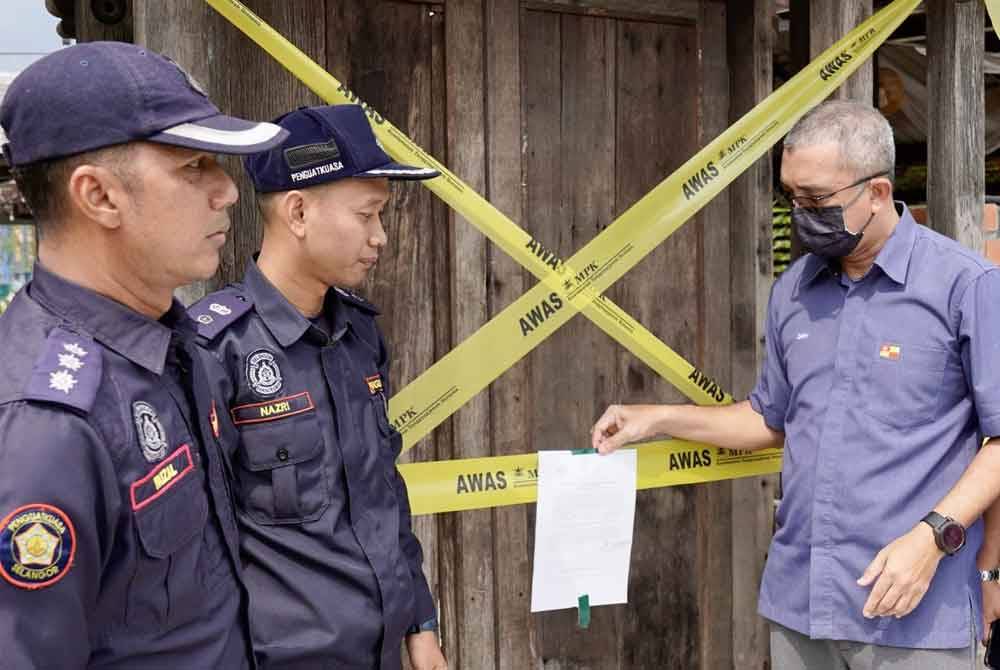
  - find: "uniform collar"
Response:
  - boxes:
[802,201,916,287]
[27,262,189,375]
[242,258,350,348]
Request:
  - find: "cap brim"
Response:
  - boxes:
[357,161,440,181]
[146,114,289,155]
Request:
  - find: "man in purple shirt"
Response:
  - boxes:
[592,100,1000,669]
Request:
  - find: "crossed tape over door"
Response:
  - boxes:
[205,0,920,514]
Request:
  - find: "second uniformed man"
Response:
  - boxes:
[189,104,447,670]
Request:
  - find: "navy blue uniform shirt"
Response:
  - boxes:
[190,260,436,670]
[0,263,252,669]
[750,204,1000,648]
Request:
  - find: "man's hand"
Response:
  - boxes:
[983,581,1000,643]
[591,404,661,454]
[406,631,447,670]
[857,522,944,619]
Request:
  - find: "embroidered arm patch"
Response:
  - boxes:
[0,503,76,590]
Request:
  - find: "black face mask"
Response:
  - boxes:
[792,206,875,259]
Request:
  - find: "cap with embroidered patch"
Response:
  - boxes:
[0,41,289,166]
[243,104,439,193]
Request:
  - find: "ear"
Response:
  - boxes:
[280,191,308,240]
[869,176,893,214]
[66,164,130,230]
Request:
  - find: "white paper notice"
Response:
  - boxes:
[530,449,637,613]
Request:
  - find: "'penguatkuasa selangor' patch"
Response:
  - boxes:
[0,503,76,590]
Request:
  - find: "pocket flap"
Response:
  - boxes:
[239,415,322,471]
[134,475,207,559]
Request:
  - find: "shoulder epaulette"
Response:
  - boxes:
[188,288,254,340]
[334,286,379,315]
[24,327,102,414]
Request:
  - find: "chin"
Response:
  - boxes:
[188,255,221,282]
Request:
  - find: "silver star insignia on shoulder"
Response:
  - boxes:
[63,342,88,357]
[48,370,77,394]
[57,353,84,371]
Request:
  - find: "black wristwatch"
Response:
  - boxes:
[921,511,966,556]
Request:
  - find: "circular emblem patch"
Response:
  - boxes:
[0,504,76,590]
[133,401,168,462]
[246,349,283,397]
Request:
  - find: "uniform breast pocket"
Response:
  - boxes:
[236,411,329,525]
[130,445,211,628]
[860,337,953,430]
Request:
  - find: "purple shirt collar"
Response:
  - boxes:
[27,262,192,375]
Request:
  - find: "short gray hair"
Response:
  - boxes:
[783,100,895,182]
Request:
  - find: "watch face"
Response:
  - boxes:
[942,523,966,552]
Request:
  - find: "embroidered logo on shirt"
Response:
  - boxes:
[130,445,195,511]
[208,303,232,316]
[795,332,809,341]
[879,343,901,361]
[366,374,384,395]
[195,314,214,325]
[0,504,76,590]
[246,349,283,397]
[132,401,168,462]
[231,391,315,425]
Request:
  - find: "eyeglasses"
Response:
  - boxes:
[779,172,888,210]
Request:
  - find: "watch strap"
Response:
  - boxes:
[921,511,947,531]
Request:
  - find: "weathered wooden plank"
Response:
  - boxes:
[727,1,775,668]
[927,0,985,249]
[695,3,733,670]
[518,42,561,670]
[523,0,696,23]
[75,0,133,42]
[524,11,619,665]
[133,0,215,304]
[427,9,456,664]
[485,1,537,667]
[613,18,701,670]
[323,3,451,665]
[807,0,874,102]
[444,3,497,669]
[205,0,326,282]
[323,4,450,667]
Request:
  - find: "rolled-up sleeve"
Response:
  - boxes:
[748,284,791,432]
[958,268,1000,437]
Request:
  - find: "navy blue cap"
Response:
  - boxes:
[243,105,439,193]
[0,41,289,166]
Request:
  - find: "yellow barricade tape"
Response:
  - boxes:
[988,1,1000,46]
[204,0,738,423]
[399,443,783,516]
[205,0,919,460]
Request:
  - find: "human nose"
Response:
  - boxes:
[209,161,239,210]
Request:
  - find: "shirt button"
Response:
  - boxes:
[276,447,290,462]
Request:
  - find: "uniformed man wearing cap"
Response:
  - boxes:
[0,41,287,668]
[188,104,447,670]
